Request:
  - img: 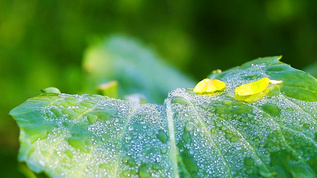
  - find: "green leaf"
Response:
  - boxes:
[83,35,195,104]
[304,61,317,78]
[10,56,317,177]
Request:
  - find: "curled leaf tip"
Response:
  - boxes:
[193,78,226,94]
[277,55,282,60]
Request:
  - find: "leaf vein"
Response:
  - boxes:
[278,88,316,120]
[179,96,233,177]
[114,103,139,177]
[166,99,180,178]
[221,119,271,172]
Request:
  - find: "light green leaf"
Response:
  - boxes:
[83,35,195,104]
[10,56,317,177]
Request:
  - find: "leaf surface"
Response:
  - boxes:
[10,56,317,177]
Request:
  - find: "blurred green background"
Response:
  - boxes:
[1,0,317,176]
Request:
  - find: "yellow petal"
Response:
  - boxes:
[205,80,217,93]
[193,79,209,93]
[193,78,226,94]
[235,77,270,96]
[234,88,270,103]
[213,79,226,91]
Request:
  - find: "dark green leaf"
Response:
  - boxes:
[304,61,317,78]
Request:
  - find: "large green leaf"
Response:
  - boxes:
[83,35,195,103]
[10,57,317,177]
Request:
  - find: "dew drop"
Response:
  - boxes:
[157,130,168,143]
[185,124,194,132]
[39,160,45,166]
[161,148,167,154]
[128,126,134,131]
[51,108,63,117]
[261,104,281,117]
[87,114,98,123]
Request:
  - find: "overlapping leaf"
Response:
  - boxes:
[10,57,317,177]
[83,35,195,103]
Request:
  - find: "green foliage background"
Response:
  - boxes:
[1,0,317,176]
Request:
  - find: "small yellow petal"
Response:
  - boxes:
[235,77,270,96]
[193,78,226,94]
